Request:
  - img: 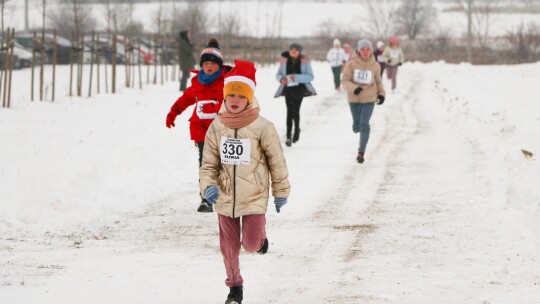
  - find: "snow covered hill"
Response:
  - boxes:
[1,60,539,303]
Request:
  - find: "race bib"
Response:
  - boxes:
[220,137,251,165]
[286,74,299,87]
[196,100,218,119]
[390,50,400,59]
[353,69,373,85]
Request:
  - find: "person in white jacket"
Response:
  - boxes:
[326,38,347,91]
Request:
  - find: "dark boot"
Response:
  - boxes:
[356,152,365,164]
[257,238,269,254]
[285,134,292,147]
[197,199,214,213]
[292,128,300,143]
[225,285,243,304]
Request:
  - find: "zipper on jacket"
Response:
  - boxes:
[232,128,237,218]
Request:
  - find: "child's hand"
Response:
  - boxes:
[166,110,180,128]
[274,197,288,213]
[204,186,219,205]
[280,78,287,85]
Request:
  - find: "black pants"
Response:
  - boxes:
[196,141,204,167]
[196,141,207,203]
[284,86,304,138]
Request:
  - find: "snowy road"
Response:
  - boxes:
[1,63,539,303]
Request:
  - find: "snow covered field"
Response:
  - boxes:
[1,58,539,303]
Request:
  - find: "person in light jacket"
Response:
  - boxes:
[381,35,405,92]
[200,60,290,304]
[274,43,317,147]
[342,39,386,164]
[326,38,347,91]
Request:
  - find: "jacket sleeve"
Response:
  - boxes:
[381,48,391,64]
[199,122,221,194]
[374,65,385,97]
[326,49,333,62]
[399,48,405,63]
[341,61,357,92]
[260,121,290,199]
[295,61,314,84]
[170,86,196,113]
[275,62,285,82]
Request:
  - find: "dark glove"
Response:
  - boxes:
[353,87,363,95]
[377,95,385,105]
[201,102,217,114]
[166,110,180,128]
[204,186,219,205]
[387,59,392,64]
[398,62,402,66]
[274,197,288,213]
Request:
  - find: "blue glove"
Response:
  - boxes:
[204,186,219,205]
[274,197,288,213]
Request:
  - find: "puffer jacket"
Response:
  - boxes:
[200,98,290,218]
[169,66,231,142]
[342,52,385,103]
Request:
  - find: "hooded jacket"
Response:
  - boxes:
[200,98,290,218]
[342,51,385,103]
[168,66,231,142]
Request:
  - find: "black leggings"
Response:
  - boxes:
[284,86,304,137]
[197,141,204,167]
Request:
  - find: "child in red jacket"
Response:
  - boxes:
[166,38,231,212]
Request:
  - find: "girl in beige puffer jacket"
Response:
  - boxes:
[199,60,290,304]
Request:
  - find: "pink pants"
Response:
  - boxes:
[386,66,399,90]
[218,213,267,287]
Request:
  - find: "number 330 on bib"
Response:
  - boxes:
[220,137,251,165]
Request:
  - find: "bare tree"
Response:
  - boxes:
[506,22,540,63]
[1,0,13,36]
[454,0,502,50]
[396,0,437,40]
[49,0,96,39]
[172,2,208,46]
[366,0,399,40]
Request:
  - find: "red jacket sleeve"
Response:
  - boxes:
[170,86,196,113]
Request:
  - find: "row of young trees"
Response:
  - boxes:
[5,1,540,63]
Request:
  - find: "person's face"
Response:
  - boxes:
[202,61,220,75]
[289,48,300,59]
[359,47,372,58]
[225,94,249,114]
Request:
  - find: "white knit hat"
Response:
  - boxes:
[333,38,341,47]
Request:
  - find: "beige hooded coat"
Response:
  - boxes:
[199,98,290,218]
[342,51,385,103]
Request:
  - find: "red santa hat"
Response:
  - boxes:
[223,60,257,103]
